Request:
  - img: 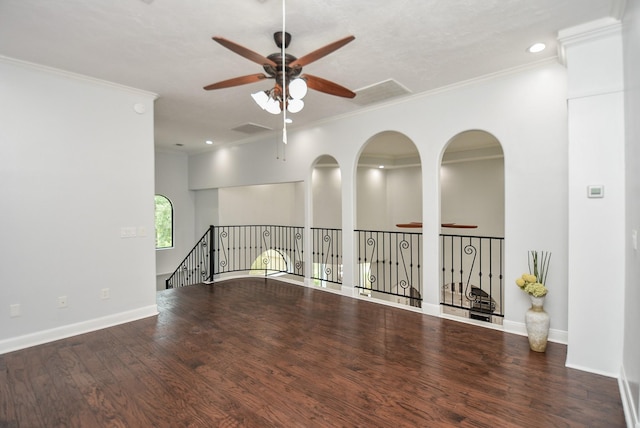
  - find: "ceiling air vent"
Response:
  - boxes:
[231,122,273,134]
[352,79,411,106]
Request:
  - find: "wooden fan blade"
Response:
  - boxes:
[203,73,269,90]
[303,74,356,98]
[212,36,277,67]
[289,35,355,68]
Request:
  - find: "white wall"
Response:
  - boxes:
[0,58,157,353]
[155,151,195,270]
[154,151,195,289]
[293,181,305,227]
[622,1,640,425]
[218,182,304,226]
[194,188,219,234]
[560,20,626,377]
[190,61,571,349]
[440,157,504,237]
[311,166,342,228]
[356,167,388,230]
[388,166,422,230]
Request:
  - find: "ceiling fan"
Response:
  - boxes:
[204,31,356,113]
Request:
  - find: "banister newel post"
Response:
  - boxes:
[208,225,215,283]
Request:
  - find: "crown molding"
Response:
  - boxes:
[190,57,560,155]
[557,17,622,66]
[0,55,158,99]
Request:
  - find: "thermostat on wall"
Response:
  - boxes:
[587,185,604,198]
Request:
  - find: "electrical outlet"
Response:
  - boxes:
[100,288,110,300]
[10,304,21,318]
[58,296,68,308]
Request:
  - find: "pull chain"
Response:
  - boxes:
[281,0,287,145]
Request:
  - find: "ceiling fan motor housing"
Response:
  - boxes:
[273,31,291,48]
[265,52,302,87]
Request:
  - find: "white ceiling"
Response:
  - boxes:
[0,0,622,155]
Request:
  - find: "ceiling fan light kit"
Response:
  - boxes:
[251,77,307,114]
[252,90,282,114]
[250,90,270,108]
[288,77,308,100]
[287,98,304,113]
[264,95,282,114]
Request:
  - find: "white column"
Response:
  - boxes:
[559,18,625,376]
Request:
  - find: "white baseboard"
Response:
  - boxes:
[564,362,618,378]
[503,319,568,344]
[0,305,158,355]
[421,301,441,317]
[619,365,640,428]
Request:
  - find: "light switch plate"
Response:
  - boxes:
[120,227,137,238]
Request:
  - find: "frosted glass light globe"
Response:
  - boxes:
[287,99,304,113]
[288,78,308,99]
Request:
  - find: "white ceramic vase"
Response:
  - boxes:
[525,295,550,352]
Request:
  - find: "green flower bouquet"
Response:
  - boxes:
[515,251,551,297]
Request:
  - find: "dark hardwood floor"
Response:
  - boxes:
[1,278,625,427]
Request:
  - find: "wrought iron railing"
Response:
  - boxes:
[310,227,343,285]
[166,225,304,289]
[355,229,422,307]
[214,224,304,278]
[166,228,213,289]
[440,234,504,322]
[166,227,502,320]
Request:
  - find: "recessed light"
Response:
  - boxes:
[205,140,214,145]
[378,165,385,169]
[527,43,546,53]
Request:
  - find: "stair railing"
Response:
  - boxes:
[165,227,213,289]
[166,225,304,289]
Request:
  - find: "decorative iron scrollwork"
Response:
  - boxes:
[366,236,377,284]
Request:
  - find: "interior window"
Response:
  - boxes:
[155,194,173,249]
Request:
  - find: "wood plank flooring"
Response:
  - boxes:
[1,278,625,427]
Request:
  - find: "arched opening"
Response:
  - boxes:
[439,130,505,324]
[250,249,292,275]
[310,155,342,289]
[355,131,422,307]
